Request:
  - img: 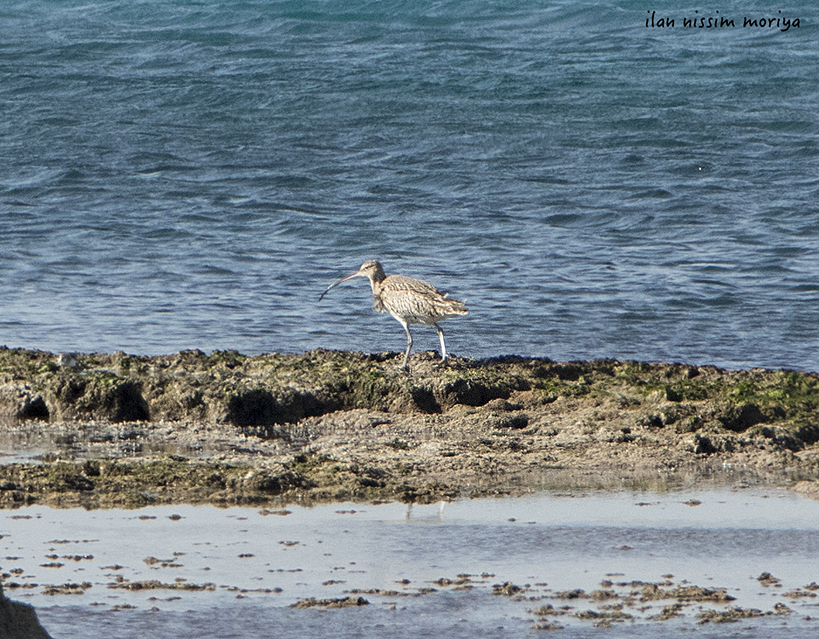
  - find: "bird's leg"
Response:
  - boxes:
[399,320,412,370]
[435,323,447,363]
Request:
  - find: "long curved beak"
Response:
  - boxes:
[318,269,365,301]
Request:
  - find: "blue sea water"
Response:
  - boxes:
[1,0,818,370]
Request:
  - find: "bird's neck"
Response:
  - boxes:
[367,267,386,287]
[367,276,383,296]
[370,264,386,283]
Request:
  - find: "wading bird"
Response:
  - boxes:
[319,260,468,369]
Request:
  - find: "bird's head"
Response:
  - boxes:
[319,259,386,301]
[356,260,385,280]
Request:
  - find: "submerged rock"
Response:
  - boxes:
[290,596,368,608]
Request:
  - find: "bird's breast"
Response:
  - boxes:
[372,290,388,313]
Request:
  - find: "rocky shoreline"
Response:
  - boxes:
[0,347,818,508]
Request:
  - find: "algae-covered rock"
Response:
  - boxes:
[290,596,369,608]
[0,383,49,423]
[0,348,818,507]
[0,348,814,440]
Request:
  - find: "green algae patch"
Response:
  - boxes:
[0,451,457,509]
[0,458,308,509]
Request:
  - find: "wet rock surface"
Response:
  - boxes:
[0,348,818,507]
[290,596,369,608]
[0,582,52,639]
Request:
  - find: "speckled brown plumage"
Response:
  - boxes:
[320,260,467,369]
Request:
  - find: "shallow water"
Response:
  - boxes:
[1,489,817,637]
[1,1,819,371]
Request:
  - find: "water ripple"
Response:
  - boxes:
[0,1,817,370]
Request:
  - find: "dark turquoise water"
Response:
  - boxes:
[1,1,817,370]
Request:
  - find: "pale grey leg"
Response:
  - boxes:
[399,320,412,369]
[435,323,447,362]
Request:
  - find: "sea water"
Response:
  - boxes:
[1,0,818,369]
[0,489,814,638]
